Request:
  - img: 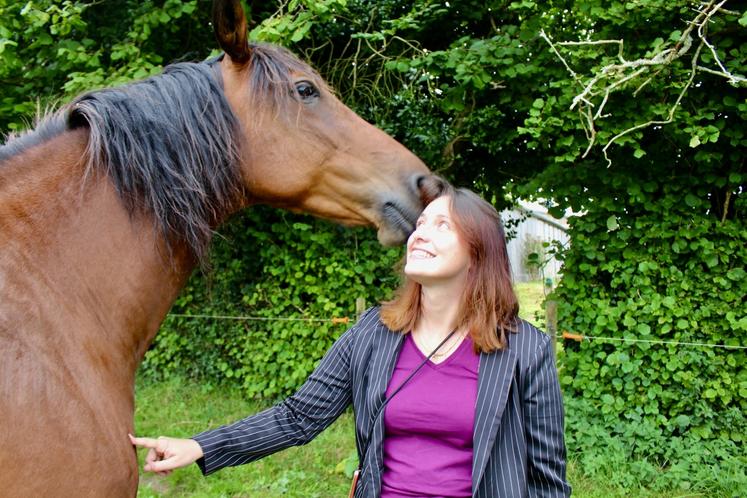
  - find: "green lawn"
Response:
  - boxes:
[134,379,710,498]
[515,280,548,325]
[134,379,352,498]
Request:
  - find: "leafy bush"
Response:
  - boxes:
[554,179,746,460]
[141,206,402,399]
[565,396,747,495]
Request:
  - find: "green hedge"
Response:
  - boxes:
[141,206,402,399]
[555,181,746,460]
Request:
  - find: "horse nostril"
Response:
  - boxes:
[413,174,446,205]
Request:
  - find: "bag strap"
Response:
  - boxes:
[355,328,458,477]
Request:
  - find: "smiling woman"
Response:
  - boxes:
[131,183,571,498]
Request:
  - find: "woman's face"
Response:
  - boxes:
[404,196,471,286]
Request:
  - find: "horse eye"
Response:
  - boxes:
[295,81,319,101]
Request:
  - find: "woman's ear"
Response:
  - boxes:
[212,0,251,63]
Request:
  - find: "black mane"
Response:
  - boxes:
[70,61,242,263]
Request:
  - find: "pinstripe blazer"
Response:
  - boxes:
[193,307,571,497]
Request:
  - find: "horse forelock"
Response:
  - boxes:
[69,62,244,264]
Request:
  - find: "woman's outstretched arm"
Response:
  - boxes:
[130,310,373,476]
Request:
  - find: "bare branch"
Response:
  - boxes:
[557,38,626,63]
[541,0,745,165]
[540,30,583,85]
[696,0,746,84]
[602,41,704,167]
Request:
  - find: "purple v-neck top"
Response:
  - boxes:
[380,333,480,498]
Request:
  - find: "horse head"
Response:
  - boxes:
[212,0,440,246]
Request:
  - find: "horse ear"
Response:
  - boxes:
[212,0,251,63]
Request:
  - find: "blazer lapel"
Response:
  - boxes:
[364,325,405,487]
[472,347,518,492]
[368,325,406,410]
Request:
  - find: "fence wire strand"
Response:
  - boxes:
[166,313,351,324]
[165,313,746,350]
[562,332,746,350]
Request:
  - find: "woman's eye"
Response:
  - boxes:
[438,221,450,229]
[295,81,319,101]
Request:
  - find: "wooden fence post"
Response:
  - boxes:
[546,300,558,360]
[355,297,367,320]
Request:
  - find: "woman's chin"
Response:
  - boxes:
[404,265,436,283]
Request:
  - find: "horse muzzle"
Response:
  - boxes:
[376,174,446,246]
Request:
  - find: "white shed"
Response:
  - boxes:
[501,200,570,283]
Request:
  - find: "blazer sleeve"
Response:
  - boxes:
[523,335,572,497]
[191,319,359,475]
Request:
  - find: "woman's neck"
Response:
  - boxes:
[415,281,465,341]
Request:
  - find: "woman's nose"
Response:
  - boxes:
[410,225,431,243]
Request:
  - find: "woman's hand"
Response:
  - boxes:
[128,433,204,475]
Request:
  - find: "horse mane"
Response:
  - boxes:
[1,43,328,264]
[0,112,69,163]
[70,61,242,265]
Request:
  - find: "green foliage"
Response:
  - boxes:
[564,396,747,495]
[140,207,402,399]
[0,0,213,132]
[248,0,348,44]
[552,178,746,460]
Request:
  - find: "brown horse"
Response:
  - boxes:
[0,1,438,496]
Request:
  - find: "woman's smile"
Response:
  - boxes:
[409,248,435,259]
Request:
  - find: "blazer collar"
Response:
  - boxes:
[472,346,518,491]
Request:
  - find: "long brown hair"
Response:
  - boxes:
[380,184,519,352]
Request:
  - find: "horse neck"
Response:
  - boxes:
[1,128,196,381]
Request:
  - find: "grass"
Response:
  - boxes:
[134,380,720,498]
[134,379,353,497]
[515,280,548,325]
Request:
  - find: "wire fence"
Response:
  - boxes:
[164,311,746,350]
[167,313,351,324]
[561,331,746,350]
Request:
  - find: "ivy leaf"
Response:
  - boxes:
[674,415,691,427]
[606,215,619,231]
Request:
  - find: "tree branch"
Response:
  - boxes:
[541,0,746,165]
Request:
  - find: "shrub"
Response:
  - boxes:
[555,182,746,461]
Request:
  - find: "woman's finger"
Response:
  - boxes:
[129,434,159,449]
[145,448,159,466]
[144,456,180,473]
